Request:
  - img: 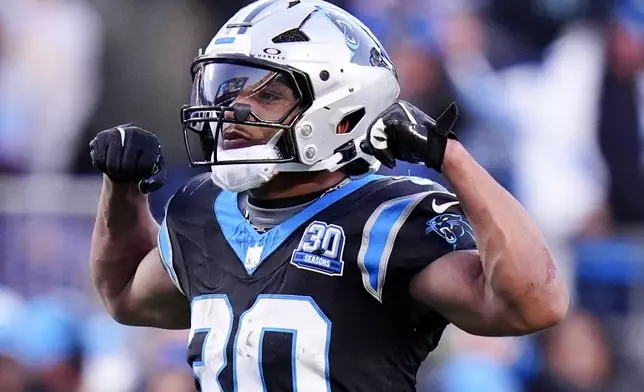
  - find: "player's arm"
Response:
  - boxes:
[89,126,190,329]
[417,136,568,337]
[367,101,569,336]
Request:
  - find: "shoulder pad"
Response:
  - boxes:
[165,173,222,221]
[174,173,218,199]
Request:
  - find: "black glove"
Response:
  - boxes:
[363,100,459,172]
[89,124,166,194]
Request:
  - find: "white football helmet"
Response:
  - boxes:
[180,0,400,192]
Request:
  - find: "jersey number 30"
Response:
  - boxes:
[189,294,331,392]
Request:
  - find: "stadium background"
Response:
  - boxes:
[0,0,643,391]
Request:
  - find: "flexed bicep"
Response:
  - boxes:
[117,246,190,329]
[410,250,541,337]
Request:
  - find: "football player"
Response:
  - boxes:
[89,1,568,391]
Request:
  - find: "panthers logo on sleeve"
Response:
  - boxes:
[425,214,475,249]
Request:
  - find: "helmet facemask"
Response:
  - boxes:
[181,57,313,166]
[181,57,314,191]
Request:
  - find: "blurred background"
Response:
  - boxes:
[1,0,644,391]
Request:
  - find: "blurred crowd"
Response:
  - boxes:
[2,0,644,391]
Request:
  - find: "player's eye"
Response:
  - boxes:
[257,90,283,104]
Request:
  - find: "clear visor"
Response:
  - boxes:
[182,62,302,165]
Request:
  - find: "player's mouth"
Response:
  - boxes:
[222,127,262,150]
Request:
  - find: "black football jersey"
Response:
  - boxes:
[158,173,476,392]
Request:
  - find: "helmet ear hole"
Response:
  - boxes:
[336,108,366,135]
[336,119,350,135]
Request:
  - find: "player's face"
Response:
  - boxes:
[189,62,301,152]
[222,74,298,150]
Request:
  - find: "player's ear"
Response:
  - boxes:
[336,119,350,134]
